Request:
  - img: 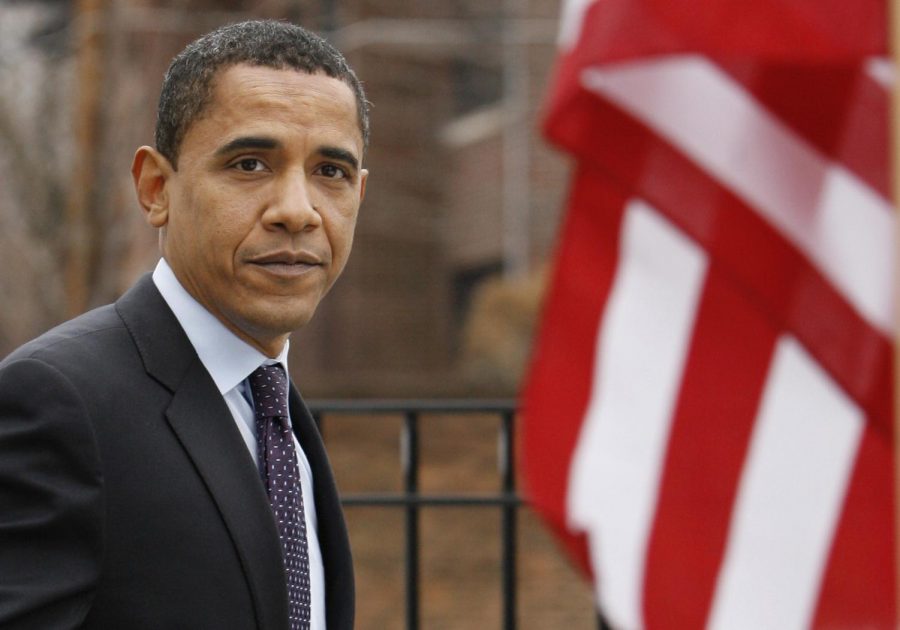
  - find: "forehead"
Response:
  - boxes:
[193,64,363,151]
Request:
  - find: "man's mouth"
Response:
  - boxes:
[247,251,323,276]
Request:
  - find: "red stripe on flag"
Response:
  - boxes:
[559,0,885,66]
[640,0,886,60]
[521,164,632,576]
[642,268,778,628]
[812,427,896,627]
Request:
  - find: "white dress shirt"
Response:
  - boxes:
[152,259,325,629]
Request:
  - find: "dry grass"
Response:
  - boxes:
[323,411,596,629]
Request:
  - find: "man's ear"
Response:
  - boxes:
[131,146,174,228]
[358,168,368,204]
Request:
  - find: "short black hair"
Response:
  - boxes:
[155,20,369,168]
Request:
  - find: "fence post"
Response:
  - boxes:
[500,409,517,630]
[402,411,420,630]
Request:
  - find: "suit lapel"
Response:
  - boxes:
[116,276,289,630]
[166,362,289,630]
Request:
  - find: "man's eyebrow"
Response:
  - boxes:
[318,146,359,170]
[215,136,280,156]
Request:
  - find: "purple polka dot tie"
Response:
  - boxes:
[249,364,311,630]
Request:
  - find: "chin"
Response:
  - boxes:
[232,303,317,342]
[269,304,319,332]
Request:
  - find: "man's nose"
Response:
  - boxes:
[264,173,322,232]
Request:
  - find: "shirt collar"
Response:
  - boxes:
[151,258,290,394]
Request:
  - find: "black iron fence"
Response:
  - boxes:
[309,399,521,630]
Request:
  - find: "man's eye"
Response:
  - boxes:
[318,164,347,179]
[234,158,264,172]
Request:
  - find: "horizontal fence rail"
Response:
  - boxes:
[308,399,520,630]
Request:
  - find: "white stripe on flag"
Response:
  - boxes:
[557,0,597,49]
[568,199,707,629]
[580,56,895,335]
[707,336,863,630]
[864,57,893,90]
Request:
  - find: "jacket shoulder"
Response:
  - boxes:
[1,304,128,371]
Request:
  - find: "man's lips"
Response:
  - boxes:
[246,251,324,276]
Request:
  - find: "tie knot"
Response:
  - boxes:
[248,364,289,419]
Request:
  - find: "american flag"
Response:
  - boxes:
[520,0,895,627]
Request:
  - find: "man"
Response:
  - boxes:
[0,20,368,629]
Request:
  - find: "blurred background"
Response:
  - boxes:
[0,0,594,627]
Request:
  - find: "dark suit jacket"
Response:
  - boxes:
[0,275,354,629]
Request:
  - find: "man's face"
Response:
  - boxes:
[140,64,367,356]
